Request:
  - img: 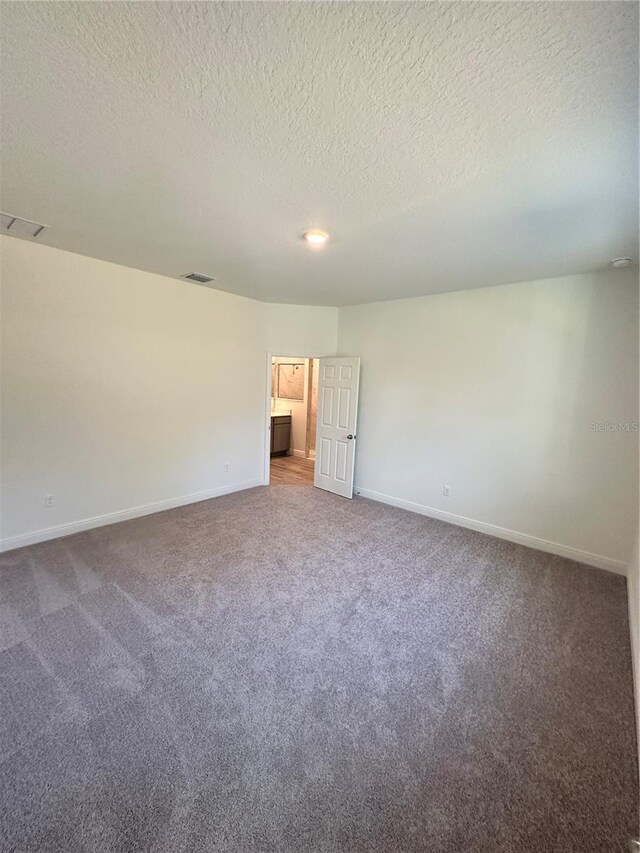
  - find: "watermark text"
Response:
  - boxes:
[589,422,638,432]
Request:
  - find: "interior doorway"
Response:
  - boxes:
[268,355,318,485]
[265,354,362,496]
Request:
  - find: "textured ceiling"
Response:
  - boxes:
[1,1,638,305]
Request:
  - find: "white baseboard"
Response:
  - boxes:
[0,479,263,553]
[354,486,627,576]
[2,479,626,576]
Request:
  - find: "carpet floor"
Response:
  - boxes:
[0,486,637,852]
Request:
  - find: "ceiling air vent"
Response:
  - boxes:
[181,271,216,284]
[1,212,48,238]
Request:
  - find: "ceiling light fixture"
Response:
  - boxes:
[303,229,329,246]
[611,257,632,268]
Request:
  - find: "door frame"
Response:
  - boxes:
[263,351,330,485]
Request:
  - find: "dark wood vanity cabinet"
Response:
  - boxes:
[270,415,291,456]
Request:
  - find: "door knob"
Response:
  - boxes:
[346,434,355,440]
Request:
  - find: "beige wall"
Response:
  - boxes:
[339,269,639,571]
[308,358,320,458]
[628,533,640,772]
[0,237,338,547]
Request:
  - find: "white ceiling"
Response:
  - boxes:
[1,2,638,306]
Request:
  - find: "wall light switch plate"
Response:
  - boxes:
[443,485,451,498]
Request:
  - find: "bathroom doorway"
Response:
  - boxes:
[267,355,318,485]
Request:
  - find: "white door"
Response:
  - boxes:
[314,357,361,498]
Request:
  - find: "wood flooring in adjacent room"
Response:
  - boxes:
[270,454,315,485]
[0,485,637,852]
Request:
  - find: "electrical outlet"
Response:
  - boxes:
[45,494,55,508]
[443,484,451,498]
[224,462,230,472]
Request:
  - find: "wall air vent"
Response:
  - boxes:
[181,271,216,284]
[1,212,48,238]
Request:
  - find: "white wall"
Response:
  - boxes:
[0,237,338,547]
[339,269,639,570]
[266,303,338,357]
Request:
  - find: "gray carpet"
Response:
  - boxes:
[0,485,637,852]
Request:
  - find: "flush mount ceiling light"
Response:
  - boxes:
[611,257,632,268]
[181,271,217,284]
[302,229,329,246]
[1,211,47,238]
